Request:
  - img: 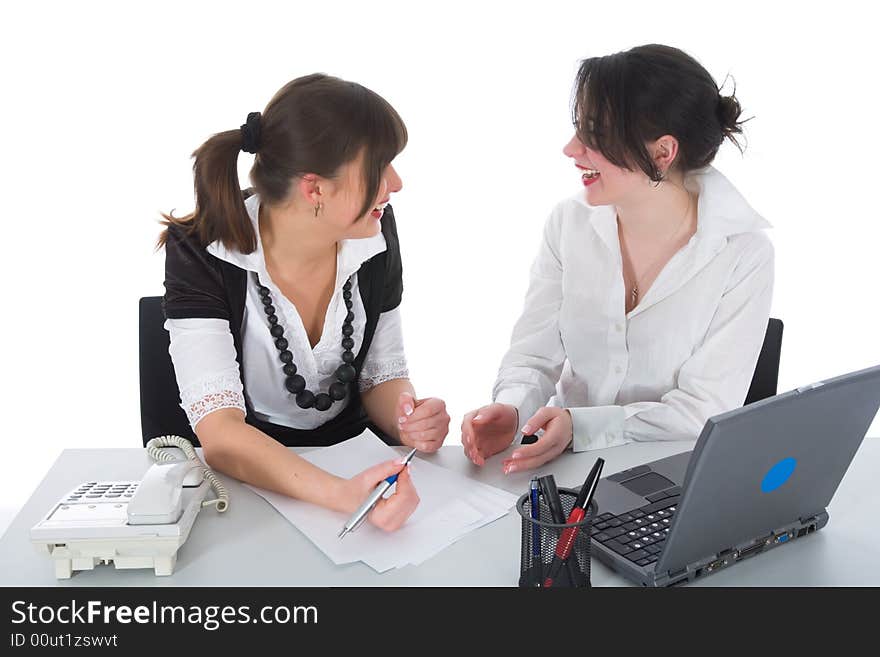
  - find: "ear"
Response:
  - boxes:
[649,135,680,175]
[296,174,325,207]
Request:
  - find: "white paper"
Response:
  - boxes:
[246,430,518,572]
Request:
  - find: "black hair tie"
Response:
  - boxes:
[240,111,262,154]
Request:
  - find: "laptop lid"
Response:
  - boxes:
[654,364,880,577]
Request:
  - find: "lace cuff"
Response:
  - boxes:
[358,357,409,392]
[179,369,246,428]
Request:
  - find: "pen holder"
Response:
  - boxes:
[517,489,596,588]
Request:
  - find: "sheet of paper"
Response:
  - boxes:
[245,430,518,572]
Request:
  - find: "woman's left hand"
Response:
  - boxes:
[501,407,573,474]
[397,392,450,453]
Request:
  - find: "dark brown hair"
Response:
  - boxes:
[159,73,408,252]
[572,44,747,182]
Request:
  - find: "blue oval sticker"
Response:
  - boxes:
[761,458,797,493]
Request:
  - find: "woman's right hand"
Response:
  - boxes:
[340,459,419,532]
[461,403,519,466]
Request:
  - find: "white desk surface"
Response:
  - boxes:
[2,438,877,586]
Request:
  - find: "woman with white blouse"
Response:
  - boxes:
[160,74,450,532]
[462,45,774,474]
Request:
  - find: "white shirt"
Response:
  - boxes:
[165,194,409,430]
[493,166,774,451]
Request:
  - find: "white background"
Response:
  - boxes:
[1,0,878,535]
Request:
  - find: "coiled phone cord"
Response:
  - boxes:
[145,435,229,512]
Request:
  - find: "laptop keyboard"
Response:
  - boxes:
[590,487,681,568]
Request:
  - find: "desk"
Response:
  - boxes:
[2,439,878,586]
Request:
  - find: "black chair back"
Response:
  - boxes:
[139,297,198,446]
[744,318,784,405]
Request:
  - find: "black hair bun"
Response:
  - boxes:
[717,94,743,136]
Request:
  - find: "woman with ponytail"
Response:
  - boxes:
[462,45,774,473]
[159,74,449,531]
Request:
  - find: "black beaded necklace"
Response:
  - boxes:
[254,272,357,411]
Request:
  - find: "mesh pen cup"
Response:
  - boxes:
[517,489,596,588]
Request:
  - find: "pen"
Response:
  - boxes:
[537,474,581,586]
[542,457,605,588]
[530,477,541,586]
[337,448,417,540]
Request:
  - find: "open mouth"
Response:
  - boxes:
[575,164,600,186]
[576,164,600,181]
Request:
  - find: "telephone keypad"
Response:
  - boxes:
[63,481,140,504]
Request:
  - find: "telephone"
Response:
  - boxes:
[30,436,228,579]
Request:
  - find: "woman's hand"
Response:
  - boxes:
[501,407,573,474]
[340,458,420,532]
[396,392,449,453]
[461,403,519,466]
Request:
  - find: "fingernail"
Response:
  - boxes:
[404,404,414,416]
[522,424,532,434]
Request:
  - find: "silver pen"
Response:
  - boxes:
[338,448,417,539]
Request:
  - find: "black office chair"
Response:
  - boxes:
[139,296,198,446]
[744,318,784,405]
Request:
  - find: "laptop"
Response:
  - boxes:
[588,364,880,587]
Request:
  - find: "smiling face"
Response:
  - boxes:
[562,133,652,207]
[305,149,403,240]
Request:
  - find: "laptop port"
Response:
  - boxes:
[737,541,765,559]
[706,558,729,572]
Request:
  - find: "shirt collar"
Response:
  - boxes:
[576,165,771,251]
[206,193,387,280]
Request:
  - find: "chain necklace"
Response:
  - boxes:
[619,193,694,311]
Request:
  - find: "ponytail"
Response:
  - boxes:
[157,128,257,253]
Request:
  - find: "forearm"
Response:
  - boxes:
[195,409,353,513]
[361,377,415,441]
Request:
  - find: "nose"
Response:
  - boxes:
[562,133,586,159]
[386,164,403,194]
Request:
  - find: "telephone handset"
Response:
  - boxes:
[126,459,205,525]
[30,436,228,579]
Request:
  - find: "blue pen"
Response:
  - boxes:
[530,476,542,585]
[338,448,417,539]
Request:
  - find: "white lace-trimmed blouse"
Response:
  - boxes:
[165,193,409,430]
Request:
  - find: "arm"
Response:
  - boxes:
[358,307,449,451]
[361,377,416,441]
[360,206,450,451]
[492,209,568,438]
[165,318,357,512]
[196,409,418,528]
[195,408,356,510]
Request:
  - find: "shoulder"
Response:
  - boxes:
[728,230,774,266]
[164,223,223,273]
